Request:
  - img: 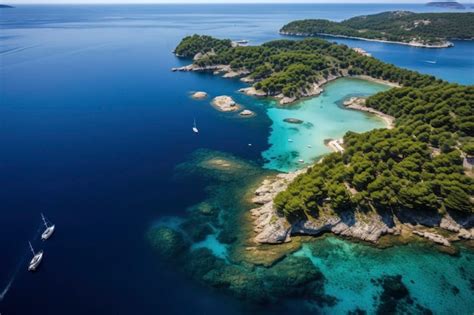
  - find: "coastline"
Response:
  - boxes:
[249,169,474,252]
[172,59,400,107]
[343,96,395,129]
[279,31,455,48]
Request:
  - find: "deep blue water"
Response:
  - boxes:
[0,4,473,315]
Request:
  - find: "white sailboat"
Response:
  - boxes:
[192,118,199,134]
[28,242,43,272]
[41,213,55,240]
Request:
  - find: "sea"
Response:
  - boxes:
[0,4,473,314]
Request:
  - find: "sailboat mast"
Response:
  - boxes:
[29,242,35,255]
[41,213,48,228]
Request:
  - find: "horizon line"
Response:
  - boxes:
[4,1,436,5]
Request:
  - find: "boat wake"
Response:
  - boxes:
[0,224,43,301]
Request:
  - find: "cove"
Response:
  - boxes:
[262,78,390,172]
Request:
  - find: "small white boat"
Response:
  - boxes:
[248,143,252,146]
[288,139,293,142]
[425,60,437,64]
[299,159,304,163]
[307,145,312,148]
[28,242,43,272]
[192,118,199,134]
[41,213,55,240]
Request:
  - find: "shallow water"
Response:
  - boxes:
[263,78,389,172]
[295,237,474,314]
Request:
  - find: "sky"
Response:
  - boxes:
[6,0,432,4]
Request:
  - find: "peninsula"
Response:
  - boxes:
[280,11,474,48]
[173,34,435,105]
[172,34,474,250]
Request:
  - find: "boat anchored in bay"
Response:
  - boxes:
[192,118,199,134]
[41,213,55,240]
[28,242,43,272]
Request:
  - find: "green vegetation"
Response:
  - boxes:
[174,35,232,58]
[366,84,474,151]
[174,35,473,217]
[280,11,474,46]
[275,128,473,220]
[271,73,474,218]
[175,34,439,99]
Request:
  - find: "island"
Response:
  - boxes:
[173,34,432,106]
[161,33,473,309]
[211,95,240,112]
[0,4,14,8]
[427,1,465,9]
[280,11,474,48]
[172,33,473,246]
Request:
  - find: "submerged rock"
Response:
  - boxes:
[375,274,432,315]
[180,220,214,242]
[283,118,304,124]
[148,227,189,260]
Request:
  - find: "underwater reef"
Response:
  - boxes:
[148,149,473,313]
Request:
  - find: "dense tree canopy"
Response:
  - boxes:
[280,11,474,45]
[175,35,439,99]
[275,128,474,219]
[174,34,474,216]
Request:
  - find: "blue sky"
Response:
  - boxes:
[8,0,431,4]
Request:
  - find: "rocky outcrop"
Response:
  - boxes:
[223,69,250,78]
[172,64,229,72]
[239,87,266,97]
[191,91,208,99]
[239,109,255,117]
[413,230,451,247]
[249,170,474,247]
[240,76,255,83]
[273,74,340,105]
[211,95,240,112]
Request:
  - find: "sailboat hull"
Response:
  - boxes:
[41,225,55,240]
[28,251,43,271]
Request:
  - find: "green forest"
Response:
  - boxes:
[174,34,440,100]
[174,34,474,217]
[280,11,474,45]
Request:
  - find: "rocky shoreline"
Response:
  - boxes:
[343,97,395,129]
[279,31,455,48]
[211,95,240,112]
[172,59,400,107]
[250,170,474,248]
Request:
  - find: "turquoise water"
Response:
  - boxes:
[191,233,229,261]
[263,78,389,172]
[295,237,474,314]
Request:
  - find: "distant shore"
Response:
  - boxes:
[279,31,455,48]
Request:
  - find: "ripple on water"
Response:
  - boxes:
[263,78,390,172]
